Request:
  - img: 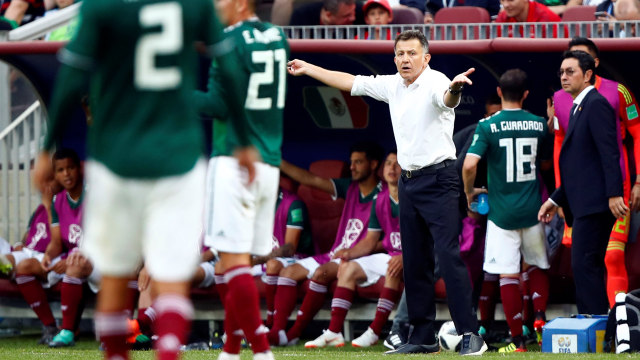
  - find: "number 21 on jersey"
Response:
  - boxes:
[246,49,287,110]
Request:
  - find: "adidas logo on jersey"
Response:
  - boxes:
[489,258,497,264]
[216,230,225,238]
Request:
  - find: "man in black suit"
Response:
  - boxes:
[538,51,629,315]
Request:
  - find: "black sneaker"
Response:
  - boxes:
[383,329,405,350]
[384,342,440,354]
[38,325,58,345]
[459,333,488,356]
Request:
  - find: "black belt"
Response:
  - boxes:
[401,159,455,179]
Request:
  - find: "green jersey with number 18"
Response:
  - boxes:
[210,18,289,167]
[467,109,550,230]
[46,0,230,178]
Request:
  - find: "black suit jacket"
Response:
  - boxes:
[550,88,622,226]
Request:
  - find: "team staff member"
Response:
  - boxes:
[539,51,627,315]
[287,29,487,355]
[549,37,640,308]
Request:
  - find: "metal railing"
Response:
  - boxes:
[0,101,44,242]
[282,21,640,40]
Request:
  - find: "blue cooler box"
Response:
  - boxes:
[541,315,608,353]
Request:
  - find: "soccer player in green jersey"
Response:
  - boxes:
[462,69,553,353]
[33,0,247,359]
[195,1,289,359]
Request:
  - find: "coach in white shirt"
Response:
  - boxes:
[287,30,487,355]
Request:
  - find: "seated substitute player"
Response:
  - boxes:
[253,183,314,328]
[305,151,403,349]
[267,141,384,346]
[15,149,90,346]
[462,69,552,353]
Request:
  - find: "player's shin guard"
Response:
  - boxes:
[61,275,85,331]
[286,281,328,341]
[95,311,129,360]
[605,240,628,307]
[153,294,193,360]
[500,277,523,338]
[15,275,56,327]
[225,266,270,354]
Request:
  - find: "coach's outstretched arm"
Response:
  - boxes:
[287,59,355,92]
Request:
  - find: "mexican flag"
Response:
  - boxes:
[303,86,369,129]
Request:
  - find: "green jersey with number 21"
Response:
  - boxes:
[210,19,289,167]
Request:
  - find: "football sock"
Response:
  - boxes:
[16,275,56,327]
[225,266,270,354]
[286,281,327,341]
[153,294,192,360]
[500,277,523,338]
[478,273,498,329]
[136,307,156,335]
[370,287,401,335]
[526,266,549,314]
[61,275,85,331]
[95,311,129,360]
[124,280,139,318]
[605,241,628,307]
[264,274,278,328]
[328,286,354,334]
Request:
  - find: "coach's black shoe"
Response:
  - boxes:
[383,329,405,350]
[459,333,488,355]
[384,342,440,354]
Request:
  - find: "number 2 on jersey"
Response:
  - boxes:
[134,2,183,90]
[499,137,537,183]
[246,49,287,110]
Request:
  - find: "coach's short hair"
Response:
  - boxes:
[499,69,528,102]
[323,0,355,13]
[394,30,429,54]
[563,50,596,85]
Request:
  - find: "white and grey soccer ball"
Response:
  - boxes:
[438,321,463,351]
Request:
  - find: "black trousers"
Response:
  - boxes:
[571,211,616,315]
[398,164,478,345]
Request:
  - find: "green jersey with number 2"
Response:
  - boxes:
[50,0,227,178]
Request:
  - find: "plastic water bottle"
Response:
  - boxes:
[476,193,489,215]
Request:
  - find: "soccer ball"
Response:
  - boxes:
[438,321,463,351]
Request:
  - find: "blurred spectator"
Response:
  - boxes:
[0,0,45,27]
[362,0,393,39]
[615,0,640,19]
[271,0,317,25]
[44,0,76,41]
[596,0,616,17]
[496,0,561,22]
[426,0,501,19]
[496,0,561,37]
[289,0,365,25]
[277,0,424,25]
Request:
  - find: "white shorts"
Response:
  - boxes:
[296,257,340,279]
[82,160,205,282]
[351,253,391,287]
[483,220,550,275]
[253,257,298,280]
[204,156,279,256]
[11,249,64,287]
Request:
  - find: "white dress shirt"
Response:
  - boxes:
[573,85,594,114]
[351,66,458,170]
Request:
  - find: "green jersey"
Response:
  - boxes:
[467,109,551,230]
[196,18,289,167]
[45,0,236,178]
